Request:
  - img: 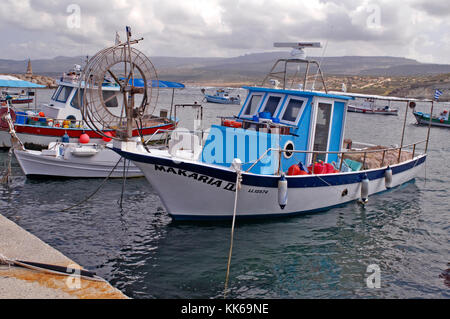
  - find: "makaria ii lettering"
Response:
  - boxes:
[154,164,235,192]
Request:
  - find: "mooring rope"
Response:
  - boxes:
[0,253,105,282]
[0,147,12,184]
[224,170,242,299]
[118,158,131,209]
[59,158,123,212]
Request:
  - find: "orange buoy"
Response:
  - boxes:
[102,131,113,142]
[79,133,90,144]
[38,111,45,117]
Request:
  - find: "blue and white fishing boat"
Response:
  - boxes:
[203,88,241,104]
[109,42,430,220]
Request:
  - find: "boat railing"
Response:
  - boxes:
[260,58,328,92]
[143,127,206,148]
[245,140,428,174]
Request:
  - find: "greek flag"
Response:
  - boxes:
[435,89,443,100]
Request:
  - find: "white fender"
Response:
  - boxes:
[360,174,369,204]
[385,166,392,189]
[278,173,288,209]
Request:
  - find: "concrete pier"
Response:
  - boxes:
[0,213,127,299]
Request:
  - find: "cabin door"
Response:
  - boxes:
[310,100,333,163]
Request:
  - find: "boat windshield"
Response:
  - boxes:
[243,94,263,116]
[262,96,282,117]
[281,98,304,123]
[71,88,84,110]
[55,86,73,103]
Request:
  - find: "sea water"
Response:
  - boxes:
[0,87,448,298]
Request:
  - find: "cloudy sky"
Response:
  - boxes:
[1,0,450,63]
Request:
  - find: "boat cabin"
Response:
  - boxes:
[200,86,352,175]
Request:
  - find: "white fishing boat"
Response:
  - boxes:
[14,140,142,178]
[105,42,431,220]
[347,97,398,115]
[203,88,241,104]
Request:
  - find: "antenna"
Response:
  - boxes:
[274,42,322,59]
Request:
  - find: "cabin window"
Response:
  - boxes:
[51,87,61,101]
[313,102,332,162]
[262,95,282,117]
[243,94,263,116]
[55,86,73,103]
[103,91,119,108]
[281,98,305,123]
[71,89,84,110]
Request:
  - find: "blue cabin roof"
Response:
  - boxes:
[200,86,351,175]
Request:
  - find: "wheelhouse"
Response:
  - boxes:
[200,86,352,175]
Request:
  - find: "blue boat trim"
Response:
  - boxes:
[113,147,426,189]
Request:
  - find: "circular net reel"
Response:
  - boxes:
[80,41,159,140]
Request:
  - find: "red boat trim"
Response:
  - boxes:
[3,122,175,138]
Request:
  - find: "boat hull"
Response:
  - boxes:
[205,95,240,104]
[14,147,143,178]
[114,148,426,220]
[0,122,174,148]
[347,105,398,115]
[0,98,34,104]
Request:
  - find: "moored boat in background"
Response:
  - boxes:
[413,109,450,128]
[0,67,184,148]
[202,88,241,104]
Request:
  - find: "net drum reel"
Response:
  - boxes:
[80,26,159,141]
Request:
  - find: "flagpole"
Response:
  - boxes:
[425,100,434,153]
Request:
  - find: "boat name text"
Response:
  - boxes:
[154,165,236,191]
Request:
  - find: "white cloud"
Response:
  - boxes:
[0,0,449,64]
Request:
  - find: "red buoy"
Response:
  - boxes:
[102,131,113,142]
[79,133,90,144]
[38,111,45,117]
[287,164,301,176]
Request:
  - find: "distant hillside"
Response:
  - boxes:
[3,52,450,99]
[0,53,446,80]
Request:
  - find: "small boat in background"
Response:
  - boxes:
[202,88,241,104]
[0,94,33,105]
[347,98,398,115]
[413,109,450,128]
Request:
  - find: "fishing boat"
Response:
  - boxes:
[347,97,398,115]
[203,88,241,104]
[14,139,142,178]
[108,42,430,221]
[413,109,450,128]
[0,94,33,105]
[0,65,183,149]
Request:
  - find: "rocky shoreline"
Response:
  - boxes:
[0,73,57,88]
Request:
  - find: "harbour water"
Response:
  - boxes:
[0,87,449,298]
